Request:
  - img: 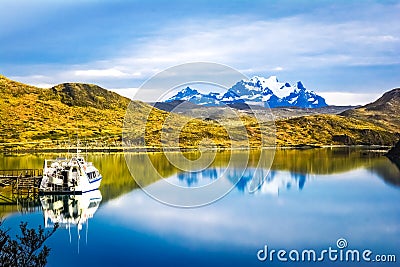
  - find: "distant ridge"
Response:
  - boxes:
[166,76,328,108]
[151,100,201,112]
[363,88,400,112]
[341,88,400,133]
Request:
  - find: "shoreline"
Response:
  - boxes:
[0,144,392,155]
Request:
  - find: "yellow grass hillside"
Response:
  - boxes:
[0,75,260,150]
[275,114,399,146]
[0,75,130,148]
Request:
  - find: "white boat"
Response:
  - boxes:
[40,155,102,194]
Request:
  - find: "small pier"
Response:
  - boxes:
[0,169,42,206]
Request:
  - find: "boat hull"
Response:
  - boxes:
[40,157,102,194]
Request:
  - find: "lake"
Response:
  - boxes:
[1,148,399,266]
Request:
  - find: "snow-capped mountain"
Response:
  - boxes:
[165,76,327,108]
[167,86,221,106]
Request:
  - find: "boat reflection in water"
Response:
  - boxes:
[40,190,102,251]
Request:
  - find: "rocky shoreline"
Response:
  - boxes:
[0,144,394,155]
[386,140,400,161]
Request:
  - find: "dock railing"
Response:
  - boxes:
[0,169,43,206]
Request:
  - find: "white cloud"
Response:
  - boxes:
[32,83,55,88]
[272,67,284,71]
[8,4,400,102]
[114,14,400,72]
[319,92,381,106]
[108,87,139,100]
[74,68,130,78]
[69,11,399,84]
[10,74,56,88]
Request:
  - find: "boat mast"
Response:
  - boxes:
[76,134,79,157]
[68,223,71,244]
[77,225,80,254]
[86,219,89,245]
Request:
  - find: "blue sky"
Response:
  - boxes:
[1,0,399,105]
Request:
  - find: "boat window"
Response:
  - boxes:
[87,171,98,180]
[88,202,98,208]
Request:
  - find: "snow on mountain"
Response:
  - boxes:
[165,77,328,108]
[167,86,199,101]
[166,86,221,106]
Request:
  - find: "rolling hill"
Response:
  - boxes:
[275,114,398,146]
[0,75,131,148]
[275,88,400,146]
[0,75,242,150]
[341,88,400,133]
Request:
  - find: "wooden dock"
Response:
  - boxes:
[0,169,42,206]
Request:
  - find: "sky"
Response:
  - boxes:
[1,0,399,105]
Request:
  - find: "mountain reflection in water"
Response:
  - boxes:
[132,148,400,196]
[0,148,399,207]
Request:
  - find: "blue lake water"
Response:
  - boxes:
[1,148,399,266]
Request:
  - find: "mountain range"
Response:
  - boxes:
[0,74,399,150]
[166,76,328,108]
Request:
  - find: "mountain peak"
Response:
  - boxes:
[166,76,328,108]
[166,86,198,102]
[182,86,198,94]
[296,81,305,90]
[268,75,278,82]
[166,86,221,106]
[48,82,130,109]
[363,88,400,113]
[340,88,400,134]
[248,75,278,85]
